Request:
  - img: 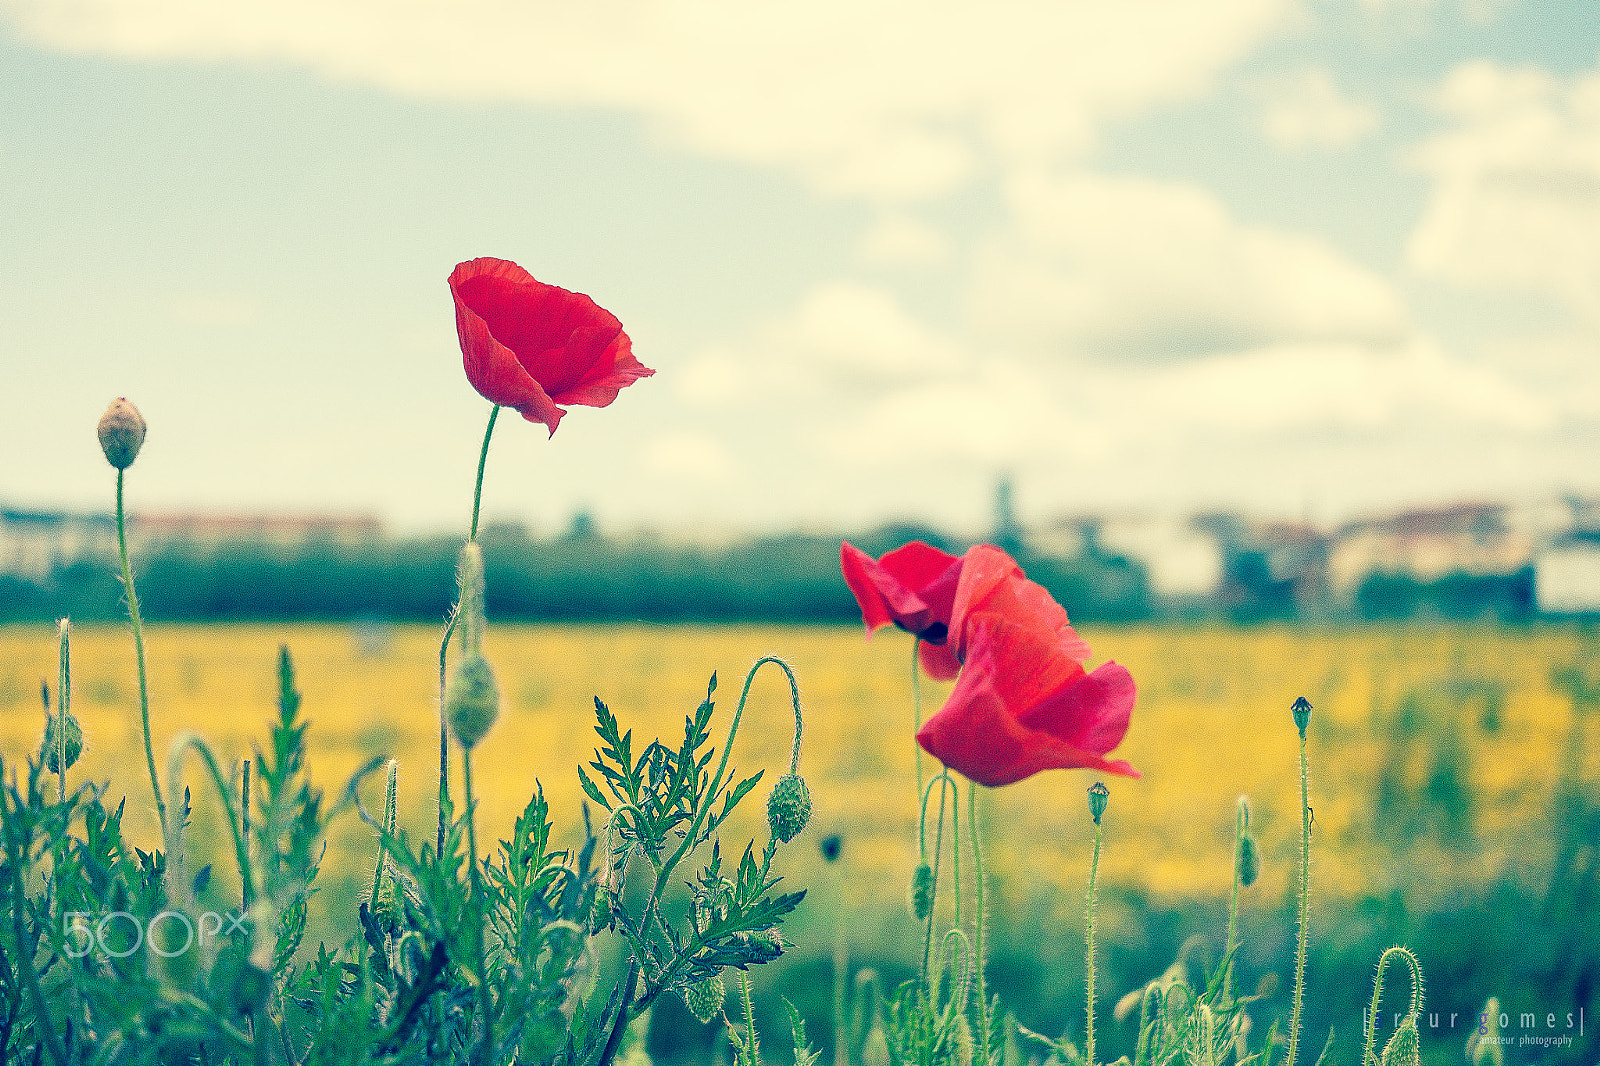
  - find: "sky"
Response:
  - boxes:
[3,0,1600,538]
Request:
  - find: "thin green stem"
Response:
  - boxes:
[56,619,69,805]
[833,905,848,1066]
[912,637,924,855]
[969,782,989,1066]
[1085,816,1104,1066]
[741,972,759,1066]
[951,777,962,936]
[439,403,501,857]
[1223,799,1246,1001]
[920,773,952,984]
[241,759,252,915]
[118,468,166,837]
[1287,729,1311,1066]
[464,750,493,1066]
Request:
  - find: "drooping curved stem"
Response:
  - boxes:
[117,468,166,837]
[439,403,501,857]
[920,772,954,985]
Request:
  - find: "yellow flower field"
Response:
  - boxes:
[2,622,1594,929]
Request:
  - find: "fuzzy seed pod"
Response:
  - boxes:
[1291,696,1312,736]
[683,974,725,1024]
[1087,781,1109,825]
[371,878,405,931]
[1381,1019,1420,1066]
[446,654,500,749]
[909,862,934,920]
[1237,833,1260,888]
[97,398,147,470]
[42,712,84,773]
[766,772,811,843]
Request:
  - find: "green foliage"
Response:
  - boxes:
[0,644,807,1064]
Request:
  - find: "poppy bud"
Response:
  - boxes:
[1291,696,1312,737]
[683,974,725,1024]
[766,773,811,843]
[1087,781,1109,826]
[42,712,84,773]
[820,833,842,863]
[1381,1019,1420,1066]
[909,862,934,920]
[228,960,273,1015]
[1237,833,1260,888]
[372,878,405,931]
[97,398,147,470]
[446,654,500,749]
[589,890,613,933]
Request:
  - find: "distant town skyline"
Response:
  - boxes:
[4,1,1600,537]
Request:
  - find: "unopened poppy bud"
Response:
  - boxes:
[766,772,811,843]
[1237,833,1260,887]
[589,892,612,932]
[909,862,934,920]
[97,398,147,469]
[1291,696,1312,737]
[1381,1019,1420,1066]
[683,974,725,1024]
[42,712,84,773]
[820,833,842,863]
[372,879,405,930]
[1088,781,1109,825]
[446,654,500,749]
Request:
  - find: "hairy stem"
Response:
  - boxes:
[969,782,989,1066]
[1287,729,1312,1066]
[1085,815,1104,1066]
[464,750,493,1066]
[118,468,166,837]
[439,403,500,857]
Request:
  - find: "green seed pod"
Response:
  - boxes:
[590,891,612,933]
[766,772,811,843]
[1237,833,1260,888]
[1381,1018,1420,1066]
[1087,781,1109,825]
[446,654,500,749]
[42,712,84,773]
[683,974,725,1024]
[97,397,147,470]
[909,862,934,920]
[1291,696,1312,736]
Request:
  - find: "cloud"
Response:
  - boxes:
[684,280,965,403]
[1408,59,1600,319]
[855,214,952,267]
[1260,68,1379,150]
[1,0,1290,201]
[968,170,1408,360]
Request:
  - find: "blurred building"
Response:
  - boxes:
[0,509,116,582]
[1327,503,1533,599]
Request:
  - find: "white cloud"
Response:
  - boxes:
[685,280,965,403]
[1,0,1290,201]
[856,214,952,267]
[1260,68,1379,150]
[969,170,1408,360]
[1408,59,1600,319]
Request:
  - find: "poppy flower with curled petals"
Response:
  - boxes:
[450,257,655,434]
[839,541,963,680]
[916,611,1138,786]
[947,544,1092,667]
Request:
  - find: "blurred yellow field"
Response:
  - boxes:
[2,621,1595,927]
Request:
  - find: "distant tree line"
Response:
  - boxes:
[0,522,1539,625]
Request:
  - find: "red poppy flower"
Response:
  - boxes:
[839,540,963,680]
[916,611,1138,786]
[449,257,655,434]
[947,544,1092,666]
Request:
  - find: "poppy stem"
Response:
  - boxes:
[969,782,989,1065]
[1085,810,1103,1066]
[117,467,166,838]
[438,403,501,857]
[912,637,925,858]
[1223,797,1247,1002]
[920,773,952,987]
[1287,725,1312,1066]
[464,748,493,1066]
[56,618,69,805]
